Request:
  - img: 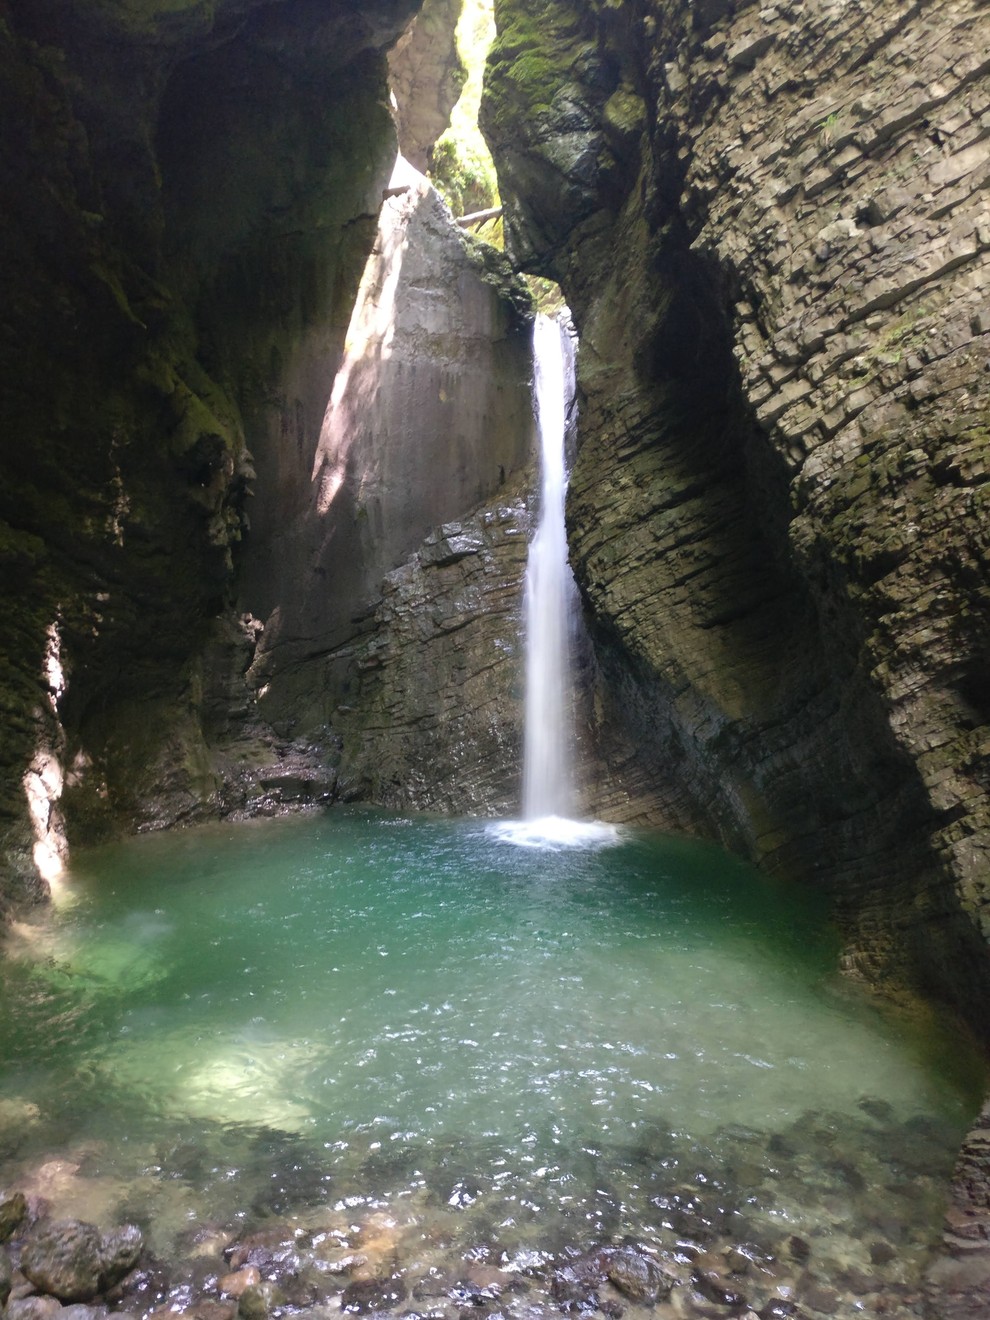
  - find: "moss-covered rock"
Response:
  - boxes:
[480,0,630,272]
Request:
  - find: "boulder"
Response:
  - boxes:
[606,1248,676,1304]
[20,1220,143,1302]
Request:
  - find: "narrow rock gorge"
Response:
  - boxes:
[3,0,990,1315]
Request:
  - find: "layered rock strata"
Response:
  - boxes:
[331,498,530,813]
[482,0,990,1022]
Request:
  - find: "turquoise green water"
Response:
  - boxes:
[0,810,982,1303]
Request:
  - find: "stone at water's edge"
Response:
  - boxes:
[0,1189,26,1243]
[482,0,990,1022]
[927,1097,990,1318]
[0,1244,11,1306]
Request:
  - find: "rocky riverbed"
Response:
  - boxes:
[0,1093,968,1320]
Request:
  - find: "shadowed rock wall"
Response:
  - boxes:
[482,0,990,1024]
[0,0,421,901]
[0,0,540,901]
[332,496,531,812]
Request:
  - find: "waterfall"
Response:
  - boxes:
[522,314,578,820]
[488,316,618,850]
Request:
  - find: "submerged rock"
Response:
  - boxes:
[237,1282,285,1320]
[340,1275,408,1314]
[98,1224,143,1285]
[20,1221,105,1302]
[0,1190,27,1243]
[607,1248,676,1304]
[220,1267,262,1298]
[19,1219,143,1302]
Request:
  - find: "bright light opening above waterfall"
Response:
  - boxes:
[428,0,500,224]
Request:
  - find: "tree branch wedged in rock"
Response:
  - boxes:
[456,205,503,228]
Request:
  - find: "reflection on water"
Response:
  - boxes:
[0,809,982,1318]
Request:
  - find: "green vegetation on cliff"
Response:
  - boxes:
[430,0,499,216]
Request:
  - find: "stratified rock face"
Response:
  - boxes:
[239,161,534,750]
[0,0,421,894]
[929,1096,990,1318]
[389,0,467,170]
[333,498,531,813]
[482,0,990,1019]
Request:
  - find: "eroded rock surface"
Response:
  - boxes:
[20,1219,142,1302]
[238,160,534,774]
[331,497,531,814]
[0,0,539,885]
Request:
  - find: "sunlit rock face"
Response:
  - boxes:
[0,0,421,895]
[482,0,990,1023]
[389,0,467,171]
[238,158,534,775]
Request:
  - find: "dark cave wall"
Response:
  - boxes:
[0,0,421,901]
[481,0,990,1024]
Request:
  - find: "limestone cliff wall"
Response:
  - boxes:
[0,0,541,902]
[332,499,530,813]
[389,0,467,171]
[236,161,535,779]
[482,0,990,1022]
[0,0,421,901]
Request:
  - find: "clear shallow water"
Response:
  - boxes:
[0,810,983,1315]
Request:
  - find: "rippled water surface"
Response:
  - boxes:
[0,810,983,1316]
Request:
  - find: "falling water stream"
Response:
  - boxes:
[522,315,578,822]
[490,314,616,852]
[0,320,984,1320]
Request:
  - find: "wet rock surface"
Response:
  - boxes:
[239,162,535,777]
[0,3,539,884]
[482,6,990,1303]
[330,496,531,815]
[18,1219,143,1303]
[0,0,421,890]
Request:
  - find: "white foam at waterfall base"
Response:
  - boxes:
[489,317,622,854]
[486,816,622,850]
